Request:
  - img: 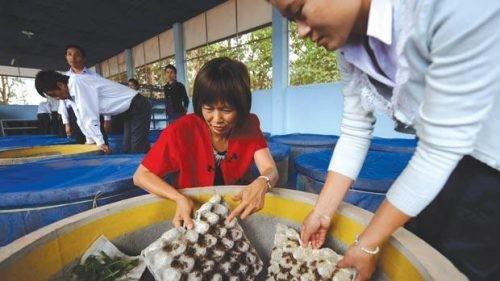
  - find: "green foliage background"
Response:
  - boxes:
[109,23,342,97]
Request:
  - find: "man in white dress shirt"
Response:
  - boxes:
[58,45,112,143]
[35,70,151,154]
[270,0,500,280]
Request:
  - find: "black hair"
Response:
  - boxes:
[35,70,69,98]
[164,64,177,74]
[128,78,139,86]
[65,44,86,58]
[192,57,251,127]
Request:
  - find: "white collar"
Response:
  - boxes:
[366,0,392,45]
[67,67,90,75]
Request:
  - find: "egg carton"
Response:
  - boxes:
[266,224,356,281]
[142,194,263,281]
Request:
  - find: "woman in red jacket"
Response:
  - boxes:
[133,57,278,229]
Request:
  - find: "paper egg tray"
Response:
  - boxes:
[266,224,356,281]
[142,195,263,281]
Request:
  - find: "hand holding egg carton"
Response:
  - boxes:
[142,194,263,281]
[267,224,356,281]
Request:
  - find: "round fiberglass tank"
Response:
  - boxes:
[269,134,338,187]
[251,142,290,187]
[107,130,163,154]
[370,137,417,153]
[0,154,146,246]
[0,135,75,151]
[0,144,101,165]
[0,187,466,281]
[295,150,412,212]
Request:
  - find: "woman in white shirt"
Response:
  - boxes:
[270,0,500,280]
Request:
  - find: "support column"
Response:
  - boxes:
[173,23,186,84]
[125,49,134,80]
[94,63,102,76]
[271,7,289,135]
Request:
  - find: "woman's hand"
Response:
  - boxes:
[300,210,332,248]
[173,195,194,229]
[338,245,378,281]
[226,178,268,223]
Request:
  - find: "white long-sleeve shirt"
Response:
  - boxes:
[45,96,59,113]
[329,0,500,216]
[37,101,51,114]
[59,68,111,125]
[68,74,137,146]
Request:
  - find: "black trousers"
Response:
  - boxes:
[67,107,109,145]
[67,107,86,144]
[407,156,500,281]
[50,112,65,137]
[37,113,51,134]
[122,94,151,153]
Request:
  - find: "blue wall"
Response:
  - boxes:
[251,82,412,139]
[0,104,37,120]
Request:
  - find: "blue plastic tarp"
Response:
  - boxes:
[0,154,145,246]
[270,133,339,147]
[107,129,163,154]
[269,134,339,187]
[0,154,144,208]
[0,135,75,151]
[295,150,412,193]
[268,142,290,161]
[370,137,417,153]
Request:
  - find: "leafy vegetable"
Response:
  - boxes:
[72,251,139,281]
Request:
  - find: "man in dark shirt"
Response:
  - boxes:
[163,64,189,122]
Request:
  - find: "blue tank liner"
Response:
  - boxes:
[295,150,412,212]
[0,154,146,246]
[269,134,339,188]
[370,137,417,153]
[0,135,75,151]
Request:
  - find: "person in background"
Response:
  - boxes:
[128,78,140,90]
[36,100,51,134]
[35,70,151,154]
[134,57,278,229]
[163,64,189,122]
[269,0,500,280]
[59,44,111,143]
[45,96,64,136]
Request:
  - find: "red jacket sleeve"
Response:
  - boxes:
[141,127,178,176]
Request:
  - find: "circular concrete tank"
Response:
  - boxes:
[0,144,101,165]
[0,187,465,281]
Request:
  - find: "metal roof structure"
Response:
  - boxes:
[0,0,225,70]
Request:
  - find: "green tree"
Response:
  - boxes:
[185,26,273,95]
[0,76,26,104]
[289,22,341,86]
